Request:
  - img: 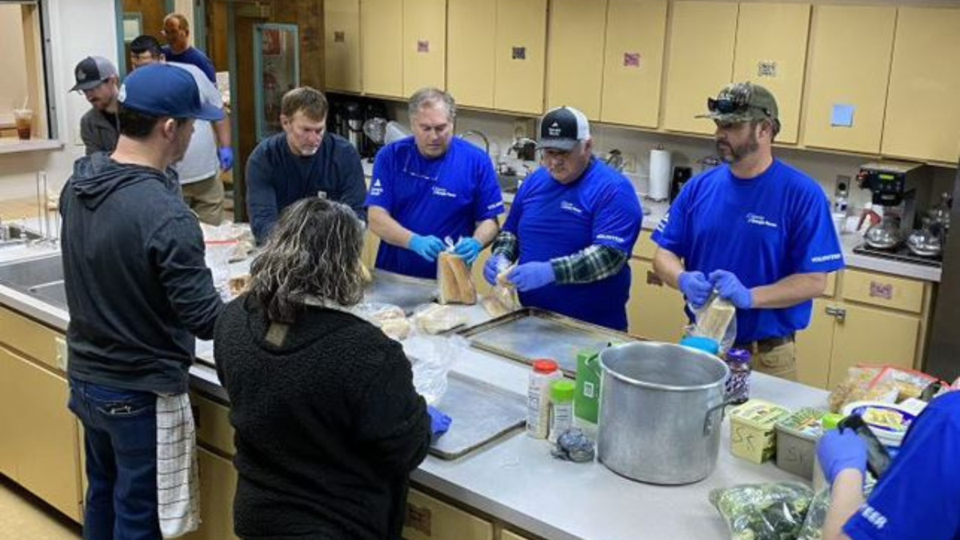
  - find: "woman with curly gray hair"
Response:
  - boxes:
[213,198,436,540]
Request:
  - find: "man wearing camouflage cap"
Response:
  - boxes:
[652,82,844,380]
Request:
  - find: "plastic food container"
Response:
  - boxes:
[842,400,918,455]
[729,400,791,464]
[775,408,827,480]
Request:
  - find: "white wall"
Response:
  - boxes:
[0,0,118,203]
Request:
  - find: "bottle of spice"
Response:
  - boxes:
[527,359,562,439]
[548,379,576,443]
[725,348,752,403]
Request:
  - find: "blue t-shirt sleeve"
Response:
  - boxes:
[593,180,643,253]
[651,182,691,257]
[843,398,960,540]
[366,146,395,213]
[789,187,845,274]
[473,157,505,222]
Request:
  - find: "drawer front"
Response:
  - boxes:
[192,393,235,456]
[0,306,62,371]
[840,269,924,314]
[403,489,493,540]
[634,229,657,259]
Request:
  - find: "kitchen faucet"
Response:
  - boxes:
[458,130,490,156]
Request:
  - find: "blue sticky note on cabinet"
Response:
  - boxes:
[831,104,855,127]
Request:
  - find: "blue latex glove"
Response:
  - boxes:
[817,428,867,485]
[709,269,753,309]
[483,254,509,286]
[218,147,234,172]
[408,235,445,262]
[508,261,556,292]
[427,406,452,437]
[678,271,713,309]
[453,237,482,265]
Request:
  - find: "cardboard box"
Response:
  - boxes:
[730,399,790,464]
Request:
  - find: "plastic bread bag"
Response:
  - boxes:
[481,258,521,317]
[412,303,467,335]
[437,238,477,305]
[866,366,938,402]
[404,335,469,405]
[709,482,813,540]
[828,365,884,413]
[690,292,737,353]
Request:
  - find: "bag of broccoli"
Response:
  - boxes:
[709,482,813,540]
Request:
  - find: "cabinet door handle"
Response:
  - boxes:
[825,306,847,323]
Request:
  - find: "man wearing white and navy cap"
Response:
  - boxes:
[71,56,121,155]
[60,63,224,540]
[484,106,643,330]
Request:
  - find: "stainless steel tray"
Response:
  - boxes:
[456,308,637,375]
[429,372,526,460]
[364,270,437,315]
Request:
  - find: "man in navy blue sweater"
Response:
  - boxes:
[246,86,366,243]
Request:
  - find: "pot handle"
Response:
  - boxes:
[703,396,748,436]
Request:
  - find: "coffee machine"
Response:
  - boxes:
[326,94,389,159]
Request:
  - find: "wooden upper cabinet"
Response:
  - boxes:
[732,3,811,144]
[324,0,361,93]
[882,7,960,164]
[599,0,668,128]
[802,5,896,154]
[403,0,447,95]
[663,1,739,135]
[360,0,403,97]
[447,0,496,108]
[545,0,608,120]
[494,0,548,115]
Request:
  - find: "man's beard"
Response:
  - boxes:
[716,133,759,164]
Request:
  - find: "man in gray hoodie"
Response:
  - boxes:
[60,64,224,540]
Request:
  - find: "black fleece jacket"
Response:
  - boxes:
[61,152,223,394]
[214,297,432,540]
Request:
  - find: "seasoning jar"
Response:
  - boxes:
[527,359,562,439]
[548,379,576,443]
[724,348,752,403]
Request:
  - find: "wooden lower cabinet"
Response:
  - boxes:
[403,489,494,540]
[627,258,687,342]
[181,448,240,540]
[827,303,920,389]
[796,298,836,389]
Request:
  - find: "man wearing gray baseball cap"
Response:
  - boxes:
[60,63,224,539]
[71,56,121,155]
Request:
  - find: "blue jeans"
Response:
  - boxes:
[68,378,160,540]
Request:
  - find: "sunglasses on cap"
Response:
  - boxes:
[706,96,773,119]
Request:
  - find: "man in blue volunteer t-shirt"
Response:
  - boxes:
[366,88,505,279]
[652,82,844,381]
[483,106,643,330]
[816,390,960,540]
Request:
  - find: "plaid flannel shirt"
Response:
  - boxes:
[491,231,628,284]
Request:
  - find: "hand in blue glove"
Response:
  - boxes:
[817,428,867,485]
[218,147,234,172]
[483,254,509,286]
[508,261,556,292]
[408,235,445,262]
[427,406,452,437]
[453,237,482,265]
[678,271,713,309]
[709,270,753,309]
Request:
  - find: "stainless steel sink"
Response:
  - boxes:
[0,254,67,309]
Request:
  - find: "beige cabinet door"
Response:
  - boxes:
[324,0,361,93]
[827,303,919,389]
[663,1,738,135]
[802,5,896,154]
[732,3,811,144]
[545,0,608,119]
[447,0,497,108]
[494,0,548,114]
[0,348,18,478]
[795,299,836,390]
[403,488,493,540]
[627,259,688,342]
[600,0,668,128]
[181,448,240,540]
[403,0,447,95]
[882,7,960,163]
[361,0,403,97]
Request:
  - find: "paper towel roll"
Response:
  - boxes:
[649,148,671,201]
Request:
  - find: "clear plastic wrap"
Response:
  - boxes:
[412,303,467,335]
[690,293,738,353]
[200,221,255,261]
[709,482,813,540]
[403,335,469,405]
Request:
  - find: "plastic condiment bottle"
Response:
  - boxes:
[548,379,576,443]
[527,359,562,439]
[724,348,752,403]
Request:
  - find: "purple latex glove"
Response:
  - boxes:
[453,237,482,265]
[508,261,556,292]
[709,270,753,309]
[218,147,234,172]
[483,254,509,286]
[678,271,713,309]
[427,406,452,436]
[817,428,867,485]
[408,234,445,262]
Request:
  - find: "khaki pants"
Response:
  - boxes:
[742,339,797,381]
[181,174,224,225]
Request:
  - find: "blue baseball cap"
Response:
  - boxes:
[117,64,223,121]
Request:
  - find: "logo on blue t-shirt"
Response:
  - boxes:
[561,201,583,215]
[370,179,383,196]
[432,186,457,198]
[746,213,778,228]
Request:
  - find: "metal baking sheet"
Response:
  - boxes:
[364,270,437,315]
[429,372,526,460]
[457,308,637,375]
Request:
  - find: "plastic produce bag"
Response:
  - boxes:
[404,335,468,404]
[709,482,813,540]
[689,293,737,353]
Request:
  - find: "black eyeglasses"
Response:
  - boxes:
[402,153,442,182]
